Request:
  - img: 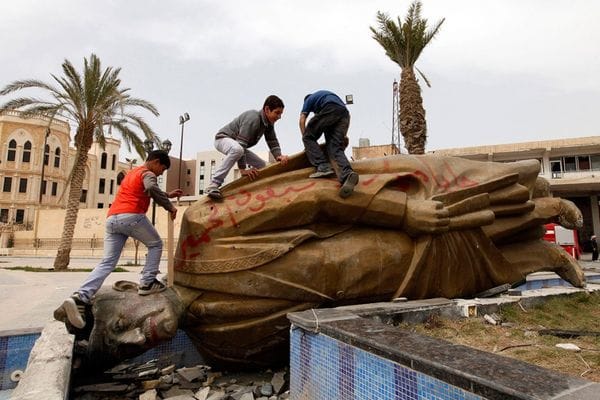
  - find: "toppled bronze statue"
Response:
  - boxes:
[56,152,585,369]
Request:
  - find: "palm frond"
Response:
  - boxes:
[0,79,58,96]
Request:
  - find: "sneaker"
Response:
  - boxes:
[55,293,87,329]
[339,172,359,199]
[309,169,335,179]
[206,186,223,200]
[138,279,167,296]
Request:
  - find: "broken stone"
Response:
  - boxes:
[239,392,255,400]
[162,364,177,375]
[259,383,273,397]
[206,390,227,400]
[140,389,158,400]
[163,395,197,400]
[141,379,162,390]
[177,365,209,382]
[162,386,195,398]
[195,386,210,400]
[483,313,502,325]
[139,368,159,378]
[73,382,129,393]
[271,372,285,394]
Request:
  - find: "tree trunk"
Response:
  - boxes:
[53,144,90,270]
[399,67,427,154]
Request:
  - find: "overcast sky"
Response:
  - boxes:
[2,0,599,160]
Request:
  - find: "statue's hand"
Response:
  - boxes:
[402,199,450,236]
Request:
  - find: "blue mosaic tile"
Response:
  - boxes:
[0,333,39,391]
[290,326,484,400]
[130,329,204,367]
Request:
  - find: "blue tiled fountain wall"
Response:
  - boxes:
[0,331,39,391]
[290,327,483,400]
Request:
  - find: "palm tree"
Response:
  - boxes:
[0,54,160,270]
[370,1,444,154]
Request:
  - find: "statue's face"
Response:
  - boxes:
[87,284,180,365]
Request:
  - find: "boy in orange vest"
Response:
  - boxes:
[55,150,183,329]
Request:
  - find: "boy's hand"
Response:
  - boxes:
[241,168,259,181]
[276,155,289,166]
[168,189,184,198]
[169,208,177,220]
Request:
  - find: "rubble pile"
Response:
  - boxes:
[70,355,289,400]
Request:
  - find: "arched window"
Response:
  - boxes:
[117,171,125,185]
[101,152,107,169]
[22,141,32,163]
[111,154,116,170]
[44,144,50,166]
[7,140,17,162]
[54,148,61,168]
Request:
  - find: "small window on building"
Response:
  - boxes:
[80,189,88,203]
[54,148,61,168]
[7,139,16,162]
[98,203,104,209]
[15,209,25,224]
[19,178,27,193]
[22,141,32,163]
[51,182,58,196]
[187,168,191,175]
[42,180,47,195]
[117,172,125,185]
[3,177,12,192]
[101,152,107,169]
[577,155,590,171]
[111,154,116,170]
[563,156,576,172]
[44,144,50,166]
[592,155,600,171]
[200,161,205,166]
[0,209,8,223]
[99,178,106,194]
[110,179,114,195]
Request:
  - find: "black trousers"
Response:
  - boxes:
[302,104,353,183]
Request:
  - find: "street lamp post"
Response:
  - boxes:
[144,138,173,225]
[178,113,190,194]
[33,127,50,250]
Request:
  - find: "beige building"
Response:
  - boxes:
[0,111,133,227]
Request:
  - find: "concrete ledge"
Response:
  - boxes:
[11,321,74,400]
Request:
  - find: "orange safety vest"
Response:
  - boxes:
[107,166,151,216]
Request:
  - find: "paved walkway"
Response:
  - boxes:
[0,256,167,332]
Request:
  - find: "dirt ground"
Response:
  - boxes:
[398,292,600,382]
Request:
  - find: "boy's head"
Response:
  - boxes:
[262,95,284,124]
[145,150,170,176]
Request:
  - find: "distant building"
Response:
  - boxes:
[352,138,400,160]
[0,111,132,226]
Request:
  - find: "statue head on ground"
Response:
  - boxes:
[84,281,182,366]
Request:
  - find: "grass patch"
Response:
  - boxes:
[397,292,600,382]
[4,266,129,272]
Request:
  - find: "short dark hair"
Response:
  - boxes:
[147,150,170,168]
[304,94,312,102]
[263,95,284,110]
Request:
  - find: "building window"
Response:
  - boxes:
[110,180,114,195]
[18,178,27,193]
[99,178,106,194]
[111,154,116,170]
[51,182,58,196]
[0,209,8,223]
[101,152,107,169]
[44,144,50,166]
[15,209,24,224]
[591,155,600,170]
[22,141,32,163]
[42,180,47,195]
[187,168,191,175]
[80,189,88,203]
[3,177,12,192]
[54,148,61,168]
[577,155,590,171]
[563,156,576,172]
[7,139,16,162]
[117,172,125,185]
[98,203,104,209]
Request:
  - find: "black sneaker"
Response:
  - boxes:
[339,172,359,198]
[206,186,223,200]
[138,279,167,296]
[309,169,335,179]
[55,293,87,329]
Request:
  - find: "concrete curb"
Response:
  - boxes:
[11,321,73,400]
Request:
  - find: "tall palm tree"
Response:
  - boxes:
[370,1,444,154]
[0,54,160,270]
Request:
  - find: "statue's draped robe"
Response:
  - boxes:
[171,154,557,365]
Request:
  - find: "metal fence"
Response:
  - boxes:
[14,238,166,250]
